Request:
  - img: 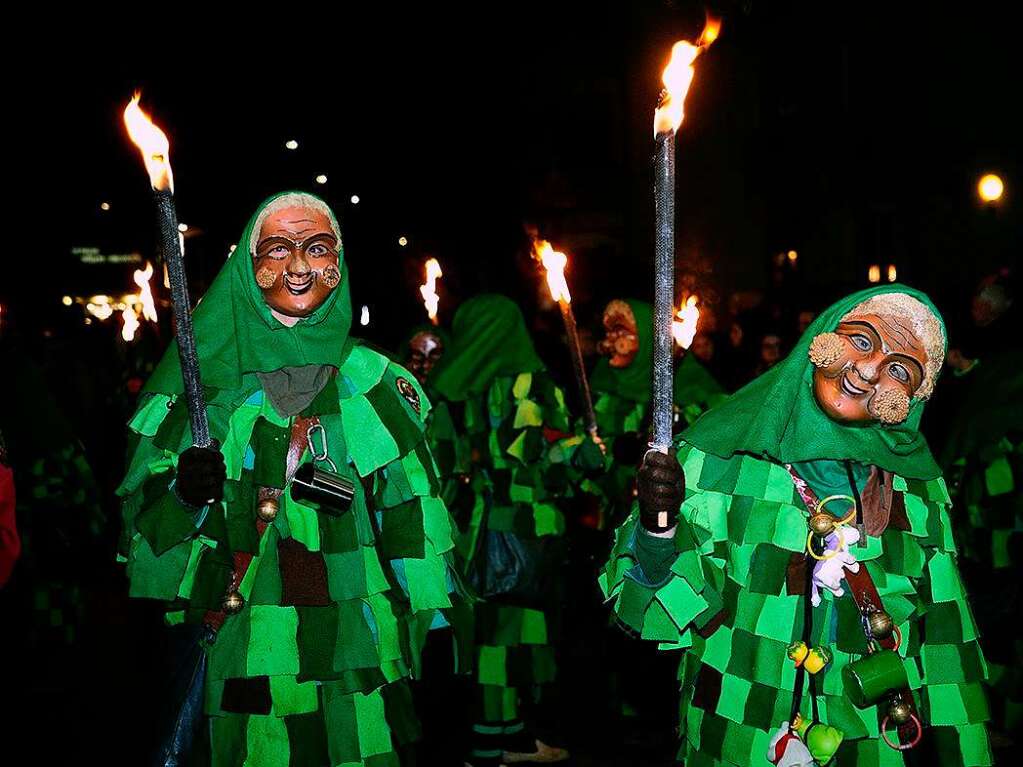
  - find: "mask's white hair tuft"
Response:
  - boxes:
[248,193,342,256]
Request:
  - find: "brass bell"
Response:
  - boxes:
[808,512,836,537]
[256,496,279,523]
[222,590,245,615]
[868,610,894,640]
[888,700,913,725]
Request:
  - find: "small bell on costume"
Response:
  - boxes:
[803,646,832,674]
[787,641,810,667]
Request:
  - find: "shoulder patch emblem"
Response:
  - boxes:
[395,377,421,415]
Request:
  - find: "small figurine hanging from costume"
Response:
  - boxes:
[602,285,993,766]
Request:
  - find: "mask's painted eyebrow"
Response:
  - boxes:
[873,314,922,352]
[839,320,881,339]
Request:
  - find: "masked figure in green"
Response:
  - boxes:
[432,294,577,766]
[937,274,1021,746]
[118,192,463,766]
[602,286,992,766]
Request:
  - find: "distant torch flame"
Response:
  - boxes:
[672,295,700,349]
[532,240,572,304]
[134,261,158,322]
[123,93,174,192]
[419,258,443,324]
[654,16,720,136]
[121,306,140,342]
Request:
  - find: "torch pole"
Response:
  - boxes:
[558,300,598,439]
[651,117,676,453]
[153,189,211,448]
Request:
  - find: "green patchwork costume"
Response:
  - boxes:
[432,295,586,763]
[939,349,1022,738]
[118,193,462,766]
[601,286,993,766]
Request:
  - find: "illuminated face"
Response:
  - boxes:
[812,313,927,424]
[253,206,341,318]
[408,331,444,384]
[597,300,639,368]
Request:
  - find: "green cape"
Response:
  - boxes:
[683,285,947,480]
[431,294,544,401]
[144,191,353,396]
[589,299,654,404]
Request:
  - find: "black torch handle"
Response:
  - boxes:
[154,189,211,449]
[559,302,598,438]
[651,129,676,451]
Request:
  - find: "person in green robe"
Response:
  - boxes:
[588,299,654,529]
[602,285,993,766]
[432,294,585,766]
[118,192,463,766]
[936,275,1021,750]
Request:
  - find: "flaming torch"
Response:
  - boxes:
[533,239,598,439]
[650,17,719,469]
[672,294,700,350]
[134,261,159,322]
[124,93,211,448]
[420,258,443,325]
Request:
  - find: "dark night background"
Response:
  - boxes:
[1,2,1020,764]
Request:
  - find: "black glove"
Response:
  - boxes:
[637,449,684,533]
[175,444,226,508]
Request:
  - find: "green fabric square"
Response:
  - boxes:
[746,544,790,595]
[342,396,398,475]
[335,601,379,672]
[366,378,423,456]
[296,606,340,681]
[251,418,289,489]
[270,675,319,716]
[323,683,361,763]
[136,476,197,556]
[249,530,283,605]
[380,499,425,559]
[404,555,450,611]
[302,379,341,417]
[355,689,393,757]
[246,605,300,677]
[325,551,368,602]
[127,535,190,600]
[734,457,771,500]
[208,610,252,681]
[319,506,360,554]
[225,477,260,554]
[283,709,330,767]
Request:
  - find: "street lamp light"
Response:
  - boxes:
[978,173,1004,203]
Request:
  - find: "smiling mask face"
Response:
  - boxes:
[253,205,342,317]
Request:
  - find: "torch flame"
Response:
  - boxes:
[419,258,443,324]
[123,93,174,192]
[532,240,572,304]
[654,16,720,136]
[121,306,140,342]
[672,294,700,349]
[133,261,159,322]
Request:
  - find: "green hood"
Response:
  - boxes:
[589,299,654,404]
[683,285,947,480]
[431,294,544,401]
[144,191,353,396]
